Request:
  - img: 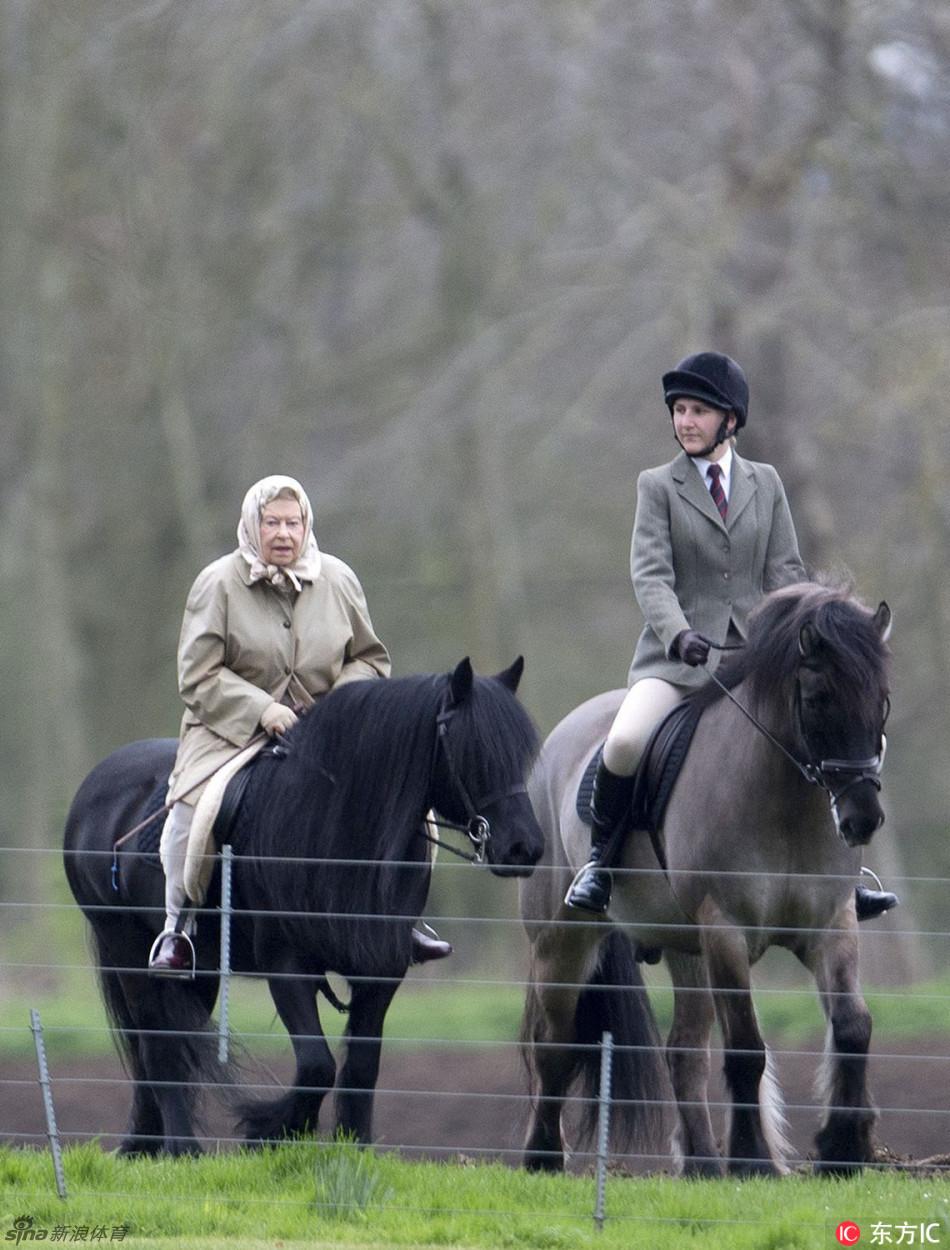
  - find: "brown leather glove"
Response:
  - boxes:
[673,629,711,667]
[261,702,299,737]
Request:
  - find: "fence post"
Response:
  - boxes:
[218,845,233,1064]
[593,1030,613,1232]
[30,1009,67,1200]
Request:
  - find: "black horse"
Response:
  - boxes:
[64,657,543,1156]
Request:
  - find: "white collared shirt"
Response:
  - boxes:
[690,445,734,502]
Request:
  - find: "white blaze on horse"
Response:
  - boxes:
[520,582,892,1177]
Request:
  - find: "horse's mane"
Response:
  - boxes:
[236,670,538,972]
[697,579,890,729]
[283,673,445,861]
[276,670,538,855]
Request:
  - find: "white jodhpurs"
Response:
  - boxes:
[158,801,196,935]
[602,678,686,777]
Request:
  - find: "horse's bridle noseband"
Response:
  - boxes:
[419,699,529,864]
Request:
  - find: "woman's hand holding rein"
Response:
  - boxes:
[672,629,711,667]
[261,702,299,737]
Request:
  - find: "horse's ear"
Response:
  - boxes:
[494,655,524,693]
[799,622,819,659]
[449,657,474,704]
[873,601,892,642]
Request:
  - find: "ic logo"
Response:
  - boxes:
[836,1224,861,1245]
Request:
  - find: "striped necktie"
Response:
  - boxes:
[707,463,728,521]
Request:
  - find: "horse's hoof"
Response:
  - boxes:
[729,1158,781,1179]
[524,1151,563,1173]
[115,1139,161,1159]
[681,1157,724,1179]
[814,1159,865,1178]
[241,1124,281,1149]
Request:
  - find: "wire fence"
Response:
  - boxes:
[1,842,948,1225]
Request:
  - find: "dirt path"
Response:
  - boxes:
[2,1036,948,1170]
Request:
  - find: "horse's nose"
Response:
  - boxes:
[490,828,544,876]
[839,807,884,847]
[502,838,543,867]
[514,838,543,867]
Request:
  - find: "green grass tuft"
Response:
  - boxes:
[314,1138,395,1222]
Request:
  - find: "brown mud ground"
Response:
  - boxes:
[2,1036,948,1173]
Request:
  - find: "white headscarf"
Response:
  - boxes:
[237,475,322,592]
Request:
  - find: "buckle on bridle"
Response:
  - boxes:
[467,815,491,861]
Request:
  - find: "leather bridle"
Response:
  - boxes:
[705,659,887,832]
[418,697,529,864]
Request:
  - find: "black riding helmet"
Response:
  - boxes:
[663,351,749,427]
[663,351,749,457]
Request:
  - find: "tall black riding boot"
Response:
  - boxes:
[565,759,634,914]
[855,885,899,921]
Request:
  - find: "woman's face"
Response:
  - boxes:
[259,498,305,566]
[671,398,735,460]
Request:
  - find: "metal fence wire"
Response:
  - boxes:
[1,843,948,1217]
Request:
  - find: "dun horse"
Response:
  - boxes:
[65,658,543,1155]
[520,583,891,1176]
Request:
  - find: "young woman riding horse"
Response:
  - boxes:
[149,474,448,974]
[565,351,897,921]
[521,581,892,1176]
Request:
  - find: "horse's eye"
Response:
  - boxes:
[803,687,830,710]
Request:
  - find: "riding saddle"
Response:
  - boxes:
[128,747,272,895]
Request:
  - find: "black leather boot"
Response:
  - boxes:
[565,760,634,914]
[855,885,899,921]
[148,931,196,978]
[410,926,453,963]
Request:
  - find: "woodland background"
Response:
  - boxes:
[2,1,949,976]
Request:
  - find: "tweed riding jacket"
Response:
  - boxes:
[627,450,806,690]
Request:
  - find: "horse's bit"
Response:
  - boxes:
[418,698,529,864]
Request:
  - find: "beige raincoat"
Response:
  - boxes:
[166,547,390,804]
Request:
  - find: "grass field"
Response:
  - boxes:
[3,908,950,1247]
[2,1139,949,1250]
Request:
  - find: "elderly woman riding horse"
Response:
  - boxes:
[150,474,449,974]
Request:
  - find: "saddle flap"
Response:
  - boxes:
[575,696,704,837]
[184,739,269,905]
[212,756,259,846]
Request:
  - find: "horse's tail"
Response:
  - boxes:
[574,930,667,1161]
[90,927,226,1142]
[97,958,143,1078]
[521,927,668,1168]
